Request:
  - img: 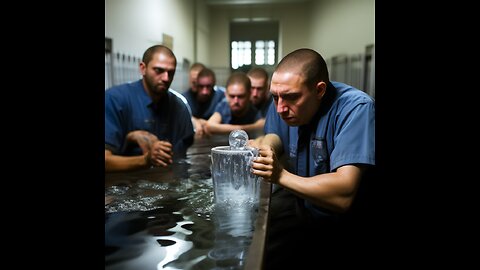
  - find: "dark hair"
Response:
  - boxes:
[190,62,205,72]
[276,48,329,88]
[142,45,177,66]
[197,68,216,85]
[247,67,269,81]
[226,71,251,92]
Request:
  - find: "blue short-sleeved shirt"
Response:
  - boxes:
[182,86,225,119]
[264,81,375,218]
[214,100,262,124]
[105,80,194,159]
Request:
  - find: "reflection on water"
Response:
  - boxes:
[105,150,259,270]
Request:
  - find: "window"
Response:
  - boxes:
[231,41,251,69]
[231,40,276,70]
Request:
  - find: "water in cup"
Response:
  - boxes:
[211,130,260,209]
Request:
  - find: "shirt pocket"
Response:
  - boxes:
[311,137,329,174]
[287,143,297,172]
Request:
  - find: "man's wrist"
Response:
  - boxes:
[144,153,152,168]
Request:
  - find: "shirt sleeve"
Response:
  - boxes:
[105,92,126,154]
[330,101,375,170]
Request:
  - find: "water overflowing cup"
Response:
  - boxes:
[210,130,260,209]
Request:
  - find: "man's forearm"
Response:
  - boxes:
[105,151,149,172]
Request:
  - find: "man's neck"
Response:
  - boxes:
[142,80,165,104]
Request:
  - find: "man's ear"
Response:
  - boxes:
[316,81,327,99]
[139,62,146,76]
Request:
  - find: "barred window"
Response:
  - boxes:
[231,41,251,69]
[231,40,275,69]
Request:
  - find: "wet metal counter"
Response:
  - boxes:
[105,136,271,269]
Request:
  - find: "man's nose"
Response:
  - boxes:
[276,98,287,113]
[200,87,210,95]
[160,71,170,81]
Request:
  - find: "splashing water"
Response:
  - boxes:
[229,130,248,149]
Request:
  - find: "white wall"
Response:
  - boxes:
[105,0,209,91]
[195,0,210,64]
[207,8,230,86]
[105,0,193,60]
[308,0,375,58]
[105,0,374,88]
[209,3,311,67]
[276,3,311,58]
[208,0,374,65]
[208,3,311,86]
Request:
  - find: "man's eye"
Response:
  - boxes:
[283,94,299,101]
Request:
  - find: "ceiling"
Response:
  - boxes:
[206,0,310,5]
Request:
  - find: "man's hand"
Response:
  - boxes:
[125,130,174,168]
[251,145,284,184]
[126,130,159,154]
[194,118,211,138]
[149,140,173,167]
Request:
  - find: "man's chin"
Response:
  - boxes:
[282,117,299,126]
[231,109,245,116]
[198,96,210,103]
[154,86,168,93]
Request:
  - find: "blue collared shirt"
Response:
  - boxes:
[182,86,225,120]
[214,100,262,124]
[264,81,375,218]
[105,80,194,159]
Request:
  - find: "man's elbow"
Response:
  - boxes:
[324,193,357,214]
[335,197,355,213]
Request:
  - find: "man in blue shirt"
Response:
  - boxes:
[247,67,272,117]
[105,45,194,172]
[182,67,225,138]
[185,62,205,96]
[205,71,264,137]
[251,48,375,268]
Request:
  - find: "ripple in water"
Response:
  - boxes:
[106,151,256,269]
[185,179,214,216]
